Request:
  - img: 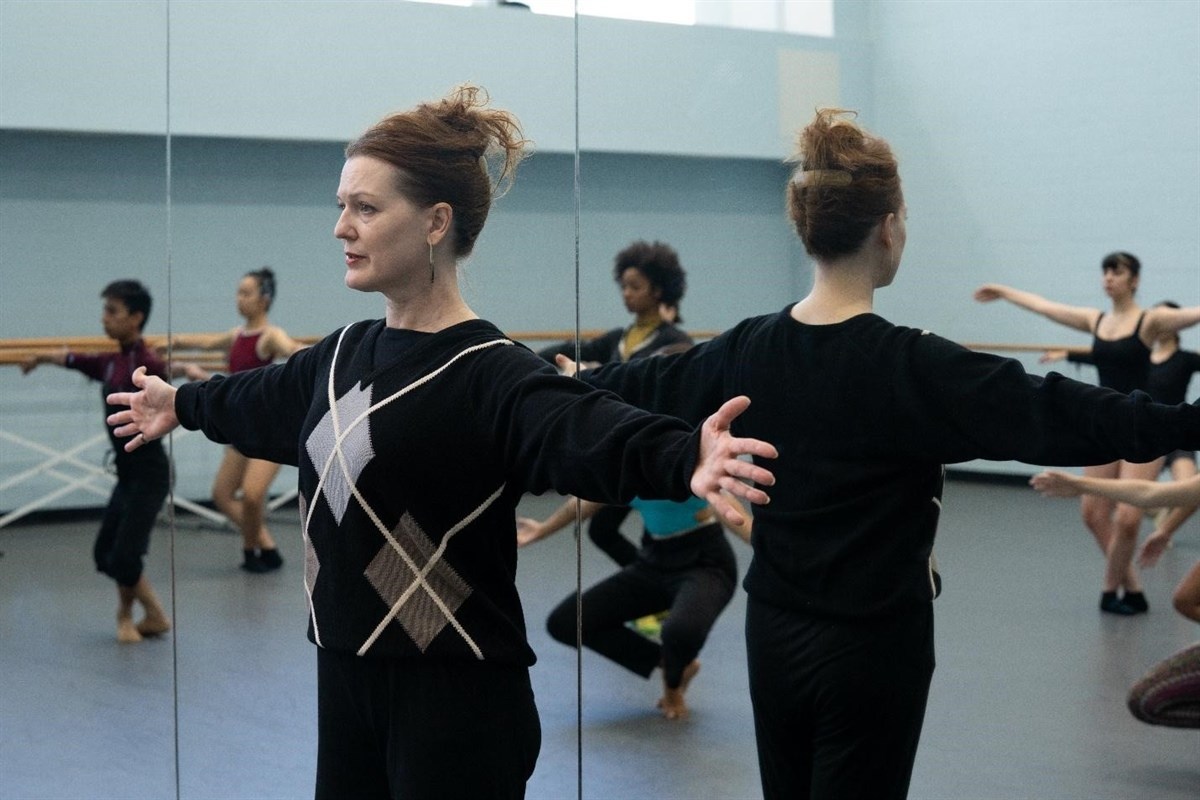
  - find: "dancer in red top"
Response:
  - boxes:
[175,267,304,572]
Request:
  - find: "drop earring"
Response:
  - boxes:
[428,242,435,283]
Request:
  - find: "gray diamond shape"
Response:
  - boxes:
[364,512,472,652]
[305,382,374,523]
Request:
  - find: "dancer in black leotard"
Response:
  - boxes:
[1047,300,1200,549]
[976,261,1200,614]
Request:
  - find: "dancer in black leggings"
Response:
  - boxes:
[22,280,171,643]
[519,495,749,719]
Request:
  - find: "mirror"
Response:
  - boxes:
[570,9,820,797]
[0,0,583,797]
[0,1,175,797]
[162,1,580,798]
[23,3,1196,798]
[571,2,1200,799]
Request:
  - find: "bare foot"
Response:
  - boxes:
[117,613,143,644]
[656,659,701,720]
[136,614,171,637]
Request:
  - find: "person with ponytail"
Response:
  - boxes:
[558,108,1200,799]
[174,267,304,572]
[104,85,777,799]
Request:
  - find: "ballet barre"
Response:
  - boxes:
[0,333,1083,526]
[0,333,1090,366]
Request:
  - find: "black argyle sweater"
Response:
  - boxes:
[582,307,1200,620]
[176,318,700,664]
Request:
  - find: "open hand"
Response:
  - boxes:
[106,366,181,452]
[1029,470,1082,498]
[516,517,544,548]
[973,285,1004,302]
[691,396,777,528]
[1137,529,1171,568]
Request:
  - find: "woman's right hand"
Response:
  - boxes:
[106,366,181,452]
[516,517,545,548]
[1039,349,1068,364]
[1137,529,1172,568]
[1029,470,1082,498]
[973,284,1007,302]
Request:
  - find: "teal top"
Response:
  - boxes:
[630,495,711,538]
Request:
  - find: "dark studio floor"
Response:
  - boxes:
[1,479,1197,800]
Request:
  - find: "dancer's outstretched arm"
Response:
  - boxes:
[973,284,1097,333]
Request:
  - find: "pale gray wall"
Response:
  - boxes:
[3,0,1198,512]
[867,0,1200,473]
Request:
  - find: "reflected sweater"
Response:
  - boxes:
[580,307,1200,620]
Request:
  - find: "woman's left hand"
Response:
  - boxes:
[691,396,777,528]
[106,366,181,451]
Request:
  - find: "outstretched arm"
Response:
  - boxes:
[1139,502,1200,567]
[1031,470,1200,508]
[168,329,236,352]
[973,284,1098,334]
[106,366,181,451]
[516,497,604,547]
[263,326,307,359]
[169,361,211,381]
[1144,304,1200,342]
[691,396,776,528]
[20,351,67,374]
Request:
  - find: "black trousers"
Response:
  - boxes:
[315,648,541,800]
[94,447,169,588]
[746,597,935,800]
[586,504,639,567]
[547,524,736,688]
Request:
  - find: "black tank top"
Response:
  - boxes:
[1147,349,1200,405]
[1091,312,1151,394]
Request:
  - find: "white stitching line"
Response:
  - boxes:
[357,483,506,657]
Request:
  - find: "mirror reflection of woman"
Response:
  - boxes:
[173,267,304,572]
[563,109,1200,800]
[104,85,777,800]
[975,258,1200,614]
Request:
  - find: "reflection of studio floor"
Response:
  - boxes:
[2,480,1198,800]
